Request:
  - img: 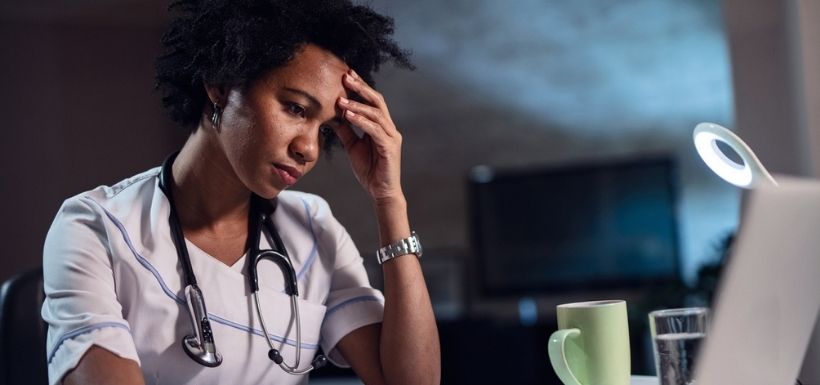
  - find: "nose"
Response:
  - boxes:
[289,130,319,164]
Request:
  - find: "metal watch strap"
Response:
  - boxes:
[376,231,422,264]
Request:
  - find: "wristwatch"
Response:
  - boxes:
[376,231,423,264]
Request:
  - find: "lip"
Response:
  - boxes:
[273,163,302,186]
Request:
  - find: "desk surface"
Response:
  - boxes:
[631,375,659,385]
[312,375,659,385]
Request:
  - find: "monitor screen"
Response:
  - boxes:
[469,157,681,296]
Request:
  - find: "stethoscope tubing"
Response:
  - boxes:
[253,266,309,374]
[252,206,320,374]
[158,152,325,374]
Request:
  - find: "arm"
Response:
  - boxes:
[332,69,441,385]
[63,347,145,385]
[42,197,145,384]
[377,196,441,385]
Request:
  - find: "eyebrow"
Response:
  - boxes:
[283,87,321,108]
[282,87,344,126]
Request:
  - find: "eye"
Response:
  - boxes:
[285,103,306,117]
[319,125,340,153]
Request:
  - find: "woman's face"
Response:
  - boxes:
[217,44,351,199]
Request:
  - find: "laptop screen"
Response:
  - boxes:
[695,177,820,385]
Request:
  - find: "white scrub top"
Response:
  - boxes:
[41,167,385,385]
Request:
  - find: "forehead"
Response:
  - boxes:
[255,44,351,103]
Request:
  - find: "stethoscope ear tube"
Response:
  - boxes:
[247,203,299,296]
[253,250,299,296]
[254,291,327,375]
[159,153,198,286]
[250,209,326,375]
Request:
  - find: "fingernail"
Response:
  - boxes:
[339,97,349,105]
[345,74,356,83]
[350,69,359,79]
[346,110,356,117]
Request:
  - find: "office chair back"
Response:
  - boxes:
[0,268,47,385]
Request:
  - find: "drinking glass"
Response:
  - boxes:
[649,307,709,385]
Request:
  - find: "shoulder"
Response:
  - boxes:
[59,167,159,212]
[44,167,162,279]
[47,167,161,247]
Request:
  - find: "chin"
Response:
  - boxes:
[253,184,287,200]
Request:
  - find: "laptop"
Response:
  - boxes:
[695,177,820,385]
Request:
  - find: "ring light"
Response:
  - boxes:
[693,122,778,189]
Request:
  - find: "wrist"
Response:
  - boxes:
[372,192,406,210]
[373,195,410,247]
[376,231,423,264]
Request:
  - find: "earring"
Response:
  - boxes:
[211,102,222,130]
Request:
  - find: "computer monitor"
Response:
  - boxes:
[468,157,681,297]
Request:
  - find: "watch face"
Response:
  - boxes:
[413,232,422,257]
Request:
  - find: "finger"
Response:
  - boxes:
[343,73,398,135]
[338,97,390,132]
[344,109,390,143]
[344,71,388,112]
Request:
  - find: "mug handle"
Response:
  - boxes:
[548,328,583,385]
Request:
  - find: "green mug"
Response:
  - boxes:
[548,300,631,385]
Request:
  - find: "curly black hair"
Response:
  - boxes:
[155,0,413,131]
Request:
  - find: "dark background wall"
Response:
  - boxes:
[3,0,816,308]
[0,2,183,281]
[3,0,741,281]
[0,0,742,313]
[312,0,740,286]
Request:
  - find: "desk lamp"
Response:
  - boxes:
[693,122,777,188]
[693,122,820,384]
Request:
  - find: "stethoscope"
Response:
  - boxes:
[157,152,327,374]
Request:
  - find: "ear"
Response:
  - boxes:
[204,83,228,107]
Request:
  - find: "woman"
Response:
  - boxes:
[41,1,440,384]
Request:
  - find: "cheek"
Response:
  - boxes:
[223,112,255,155]
[228,111,291,171]
[219,108,266,182]
[222,99,294,165]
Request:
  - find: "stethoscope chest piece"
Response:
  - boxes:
[183,333,223,367]
[181,284,223,367]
